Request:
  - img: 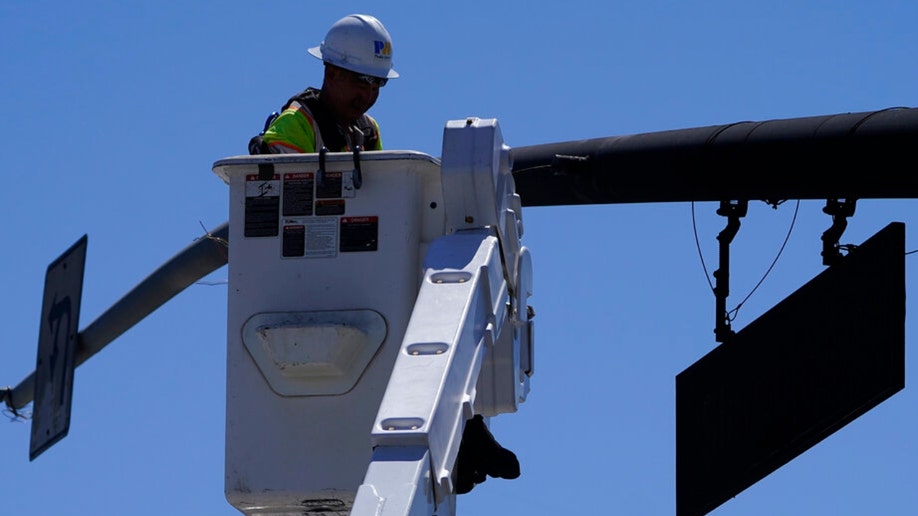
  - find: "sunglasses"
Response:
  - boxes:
[354,73,388,88]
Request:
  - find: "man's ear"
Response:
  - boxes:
[324,64,339,83]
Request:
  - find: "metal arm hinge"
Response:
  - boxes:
[821,198,857,266]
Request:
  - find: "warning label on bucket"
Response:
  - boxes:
[245,174,280,237]
[340,216,378,252]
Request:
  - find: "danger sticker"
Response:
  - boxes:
[340,216,378,252]
[283,172,314,217]
[282,224,305,257]
[316,171,343,199]
[315,199,346,216]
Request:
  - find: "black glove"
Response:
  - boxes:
[454,414,520,494]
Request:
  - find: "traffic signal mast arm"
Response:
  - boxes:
[511,106,918,206]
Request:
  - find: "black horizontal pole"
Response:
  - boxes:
[510,106,918,206]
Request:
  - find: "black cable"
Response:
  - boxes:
[692,199,800,323]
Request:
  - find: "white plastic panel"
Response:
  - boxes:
[241,310,386,396]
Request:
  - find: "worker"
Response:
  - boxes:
[247,12,521,494]
[249,13,397,155]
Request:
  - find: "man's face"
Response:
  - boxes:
[325,65,384,124]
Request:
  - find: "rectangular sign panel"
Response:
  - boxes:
[676,222,905,516]
[30,235,88,461]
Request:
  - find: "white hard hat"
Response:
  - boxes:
[308,14,399,79]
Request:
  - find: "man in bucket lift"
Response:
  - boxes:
[248,13,520,493]
[249,14,393,155]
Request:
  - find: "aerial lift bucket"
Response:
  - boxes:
[212,119,533,515]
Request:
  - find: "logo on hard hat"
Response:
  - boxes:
[373,40,392,59]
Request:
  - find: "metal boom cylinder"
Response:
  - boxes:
[511,106,918,206]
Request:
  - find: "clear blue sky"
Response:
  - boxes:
[2,2,917,515]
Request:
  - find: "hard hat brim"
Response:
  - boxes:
[306,45,399,79]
